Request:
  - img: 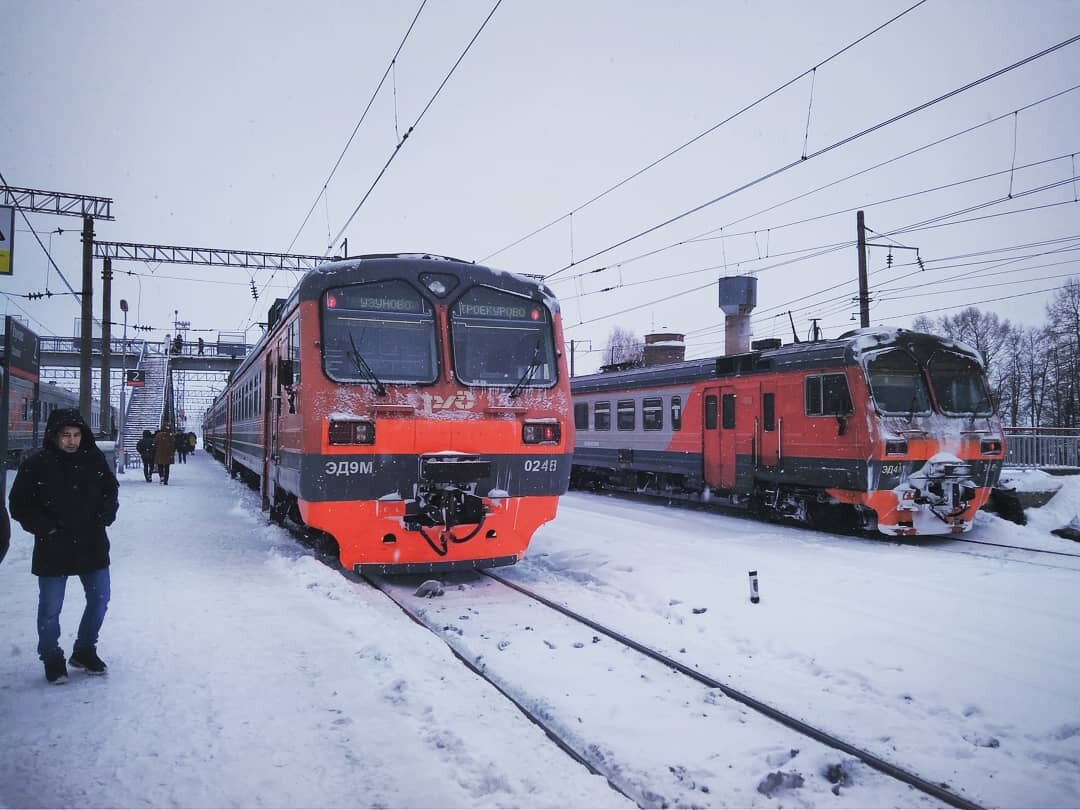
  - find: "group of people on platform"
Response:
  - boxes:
[135,427,197,484]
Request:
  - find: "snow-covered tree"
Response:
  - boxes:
[603,326,644,368]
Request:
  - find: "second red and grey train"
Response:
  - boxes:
[203,253,573,572]
[570,328,1006,536]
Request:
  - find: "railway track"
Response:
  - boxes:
[578,487,1080,568]
[359,568,982,809]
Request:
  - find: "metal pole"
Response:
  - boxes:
[118,299,128,474]
[856,210,870,328]
[101,257,112,436]
[79,214,94,417]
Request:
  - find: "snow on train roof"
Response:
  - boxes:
[570,327,985,394]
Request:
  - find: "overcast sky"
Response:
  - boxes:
[4,0,1079,382]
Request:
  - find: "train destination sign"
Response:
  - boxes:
[326,284,428,315]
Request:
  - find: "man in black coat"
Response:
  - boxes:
[9,408,119,684]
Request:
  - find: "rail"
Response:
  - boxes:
[1003,427,1080,470]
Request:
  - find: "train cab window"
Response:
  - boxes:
[594,401,611,431]
[323,279,438,385]
[866,350,931,415]
[288,319,301,386]
[762,393,775,431]
[805,373,853,416]
[671,396,682,431]
[642,397,663,430]
[705,395,718,429]
[617,400,636,430]
[450,286,557,389]
[721,394,736,429]
[574,402,589,431]
[927,350,994,416]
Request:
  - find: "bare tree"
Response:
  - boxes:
[604,326,644,368]
[1044,278,1080,426]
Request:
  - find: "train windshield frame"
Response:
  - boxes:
[926,349,994,416]
[864,348,933,416]
[321,280,439,385]
[449,286,558,390]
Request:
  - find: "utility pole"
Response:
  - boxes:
[100,256,112,436]
[79,214,94,416]
[856,210,870,328]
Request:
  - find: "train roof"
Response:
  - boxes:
[570,327,984,394]
[221,253,561,390]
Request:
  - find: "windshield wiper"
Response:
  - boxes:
[508,341,543,399]
[348,332,387,396]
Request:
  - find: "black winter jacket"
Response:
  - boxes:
[9,408,119,576]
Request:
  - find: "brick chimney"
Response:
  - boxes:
[643,331,686,366]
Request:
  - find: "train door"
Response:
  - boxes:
[719,386,737,489]
[703,385,738,490]
[758,383,779,470]
[262,351,279,511]
[225,390,234,473]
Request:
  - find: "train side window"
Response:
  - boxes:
[574,402,589,431]
[671,396,682,431]
[705,395,718,429]
[805,374,853,416]
[721,394,736,429]
[288,319,301,386]
[617,400,635,431]
[594,401,611,431]
[642,397,663,430]
[762,393,775,431]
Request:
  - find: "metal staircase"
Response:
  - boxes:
[118,344,170,468]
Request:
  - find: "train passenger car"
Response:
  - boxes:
[5,380,114,467]
[570,328,1006,536]
[204,253,573,572]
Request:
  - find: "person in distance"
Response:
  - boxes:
[9,408,119,684]
[153,422,176,485]
[136,429,155,482]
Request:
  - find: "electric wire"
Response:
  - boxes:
[546,85,1080,286]
[545,34,1080,282]
[283,0,428,259]
[324,0,504,256]
[479,0,931,263]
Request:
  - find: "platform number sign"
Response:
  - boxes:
[0,206,13,276]
[126,368,146,387]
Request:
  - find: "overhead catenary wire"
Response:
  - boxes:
[551,151,1077,292]
[479,0,931,264]
[545,85,1080,287]
[544,34,1080,282]
[282,0,429,259]
[323,0,504,257]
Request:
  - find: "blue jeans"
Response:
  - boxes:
[37,567,111,660]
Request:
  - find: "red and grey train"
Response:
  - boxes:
[203,253,573,572]
[570,328,1006,536]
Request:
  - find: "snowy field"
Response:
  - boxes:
[1,453,1078,808]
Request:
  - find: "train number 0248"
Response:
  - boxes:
[524,458,558,472]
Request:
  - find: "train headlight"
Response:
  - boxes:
[522,421,561,445]
[885,440,908,455]
[328,419,375,445]
[980,439,1003,455]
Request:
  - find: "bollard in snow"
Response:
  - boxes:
[748,570,760,604]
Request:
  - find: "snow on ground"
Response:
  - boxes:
[1,454,1078,808]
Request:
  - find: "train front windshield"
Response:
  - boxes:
[927,350,994,415]
[322,280,438,384]
[450,287,558,389]
[865,349,932,415]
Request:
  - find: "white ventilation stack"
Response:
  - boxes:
[718,276,757,355]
